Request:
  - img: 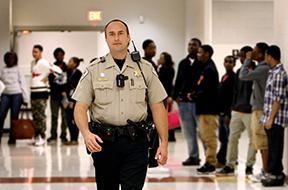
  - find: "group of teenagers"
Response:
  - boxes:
[0,45,83,146]
[174,38,287,187]
[0,19,287,188]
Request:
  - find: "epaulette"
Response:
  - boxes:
[100,56,106,63]
[89,55,107,66]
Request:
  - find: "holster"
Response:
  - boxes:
[147,124,157,149]
[127,119,157,149]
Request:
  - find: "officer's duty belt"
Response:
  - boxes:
[89,121,146,142]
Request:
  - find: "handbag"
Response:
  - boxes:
[12,106,35,139]
[166,103,181,130]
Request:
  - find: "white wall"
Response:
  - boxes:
[11,0,276,78]
[12,0,186,69]
[212,0,274,77]
[0,0,10,68]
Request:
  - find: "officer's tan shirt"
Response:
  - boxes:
[72,52,167,126]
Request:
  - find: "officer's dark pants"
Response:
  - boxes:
[265,124,284,175]
[92,135,149,190]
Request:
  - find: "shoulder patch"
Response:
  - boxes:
[80,68,89,81]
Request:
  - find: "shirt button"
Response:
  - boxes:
[121,99,123,102]
[121,112,124,114]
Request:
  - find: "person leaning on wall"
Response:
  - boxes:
[0,51,29,144]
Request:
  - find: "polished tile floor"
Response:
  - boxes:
[0,127,287,190]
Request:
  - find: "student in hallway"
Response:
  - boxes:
[0,52,29,144]
[216,55,236,168]
[188,44,219,174]
[63,57,83,145]
[260,45,288,187]
[216,46,257,177]
[29,45,62,146]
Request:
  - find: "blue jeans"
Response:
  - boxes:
[217,115,230,165]
[66,105,79,141]
[178,102,201,162]
[0,93,23,141]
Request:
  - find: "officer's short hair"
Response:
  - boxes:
[266,45,281,61]
[142,39,154,50]
[104,19,130,37]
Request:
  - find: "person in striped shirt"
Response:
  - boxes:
[260,45,288,187]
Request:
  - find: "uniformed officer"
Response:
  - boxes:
[72,19,168,190]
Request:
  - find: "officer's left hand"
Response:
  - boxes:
[155,144,168,165]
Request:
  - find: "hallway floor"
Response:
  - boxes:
[0,128,287,190]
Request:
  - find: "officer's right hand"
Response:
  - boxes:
[84,132,103,153]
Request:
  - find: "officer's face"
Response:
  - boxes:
[105,21,130,54]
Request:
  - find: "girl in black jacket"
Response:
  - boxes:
[64,57,83,145]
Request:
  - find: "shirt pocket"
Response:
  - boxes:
[93,81,113,105]
[129,80,147,103]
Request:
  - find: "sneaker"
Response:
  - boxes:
[215,166,234,176]
[27,136,38,145]
[249,169,269,182]
[182,157,200,166]
[148,166,170,173]
[197,162,215,174]
[261,173,285,187]
[61,137,68,142]
[47,137,57,143]
[34,135,45,146]
[245,166,253,175]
